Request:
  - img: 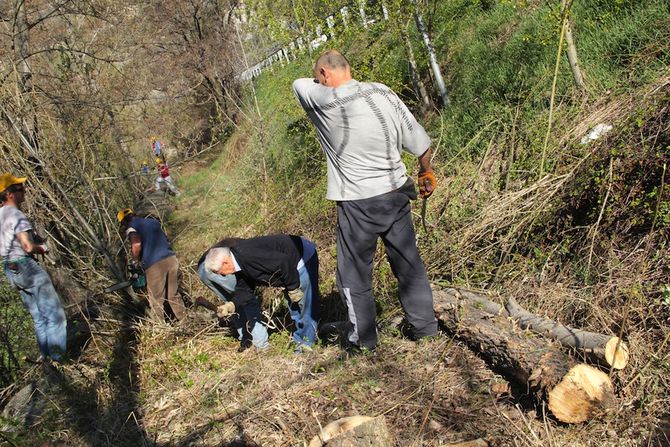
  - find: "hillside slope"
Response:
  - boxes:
[3,1,668,446]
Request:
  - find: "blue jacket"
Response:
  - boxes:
[128,217,174,269]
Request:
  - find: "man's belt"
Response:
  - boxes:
[3,256,33,271]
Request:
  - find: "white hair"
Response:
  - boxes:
[204,247,231,272]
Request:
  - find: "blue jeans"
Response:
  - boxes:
[4,258,67,361]
[198,261,233,302]
[289,250,320,348]
[198,262,269,349]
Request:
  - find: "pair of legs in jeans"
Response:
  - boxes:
[336,185,438,350]
[198,246,320,351]
[5,257,67,361]
[154,175,180,195]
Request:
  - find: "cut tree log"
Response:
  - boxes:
[442,288,508,316]
[433,289,616,423]
[505,297,629,370]
[441,288,629,370]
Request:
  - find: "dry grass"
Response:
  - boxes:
[129,315,662,446]
[137,321,518,446]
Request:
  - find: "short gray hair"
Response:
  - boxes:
[204,247,231,272]
[315,49,350,71]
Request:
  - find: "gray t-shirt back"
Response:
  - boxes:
[293,78,431,201]
[0,205,32,260]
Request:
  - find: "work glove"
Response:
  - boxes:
[418,171,437,199]
[128,260,143,277]
[285,288,303,303]
[128,259,140,268]
[216,301,236,319]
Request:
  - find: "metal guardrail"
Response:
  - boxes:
[239,2,387,81]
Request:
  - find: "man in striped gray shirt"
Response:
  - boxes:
[293,49,438,353]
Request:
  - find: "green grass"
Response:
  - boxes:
[0,283,39,387]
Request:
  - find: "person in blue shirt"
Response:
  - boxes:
[117,208,186,322]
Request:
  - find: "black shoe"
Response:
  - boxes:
[338,344,376,361]
[318,321,350,344]
[238,339,253,352]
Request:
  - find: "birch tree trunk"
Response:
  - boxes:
[412,0,449,106]
[564,16,586,92]
[402,25,431,115]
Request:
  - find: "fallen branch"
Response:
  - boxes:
[441,288,629,370]
[433,289,616,423]
[505,297,629,370]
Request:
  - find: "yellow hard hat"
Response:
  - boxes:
[117,208,134,222]
[155,157,162,164]
[0,173,27,194]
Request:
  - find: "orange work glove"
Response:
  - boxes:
[418,171,437,199]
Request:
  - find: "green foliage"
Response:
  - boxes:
[574,0,670,89]
[660,284,670,309]
[0,282,38,387]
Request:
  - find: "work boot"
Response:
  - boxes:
[338,342,376,361]
[238,339,253,352]
[318,321,350,344]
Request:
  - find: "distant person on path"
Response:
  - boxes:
[153,161,180,196]
[141,160,150,176]
[117,208,186,323]
[292,49,438,353]
[151,136,163,157]
[0,173,67,362]
[201,234,320,352]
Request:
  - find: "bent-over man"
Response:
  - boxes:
[293,49,438,352]
[117,208,186,323]
[202,234,320,352]
[197,237,254,350]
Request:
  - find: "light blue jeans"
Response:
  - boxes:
[290,250,320,349]
[198,262,269,350]
[4,258,67,361]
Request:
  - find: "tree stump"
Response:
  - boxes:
[308,416,392,447]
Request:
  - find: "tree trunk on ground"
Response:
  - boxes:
[440,288,629,370]
[433,289,617,423]
[505,297,628,369]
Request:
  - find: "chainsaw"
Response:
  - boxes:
[103,262,146,293]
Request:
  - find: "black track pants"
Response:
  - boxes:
[336,188,438,349]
